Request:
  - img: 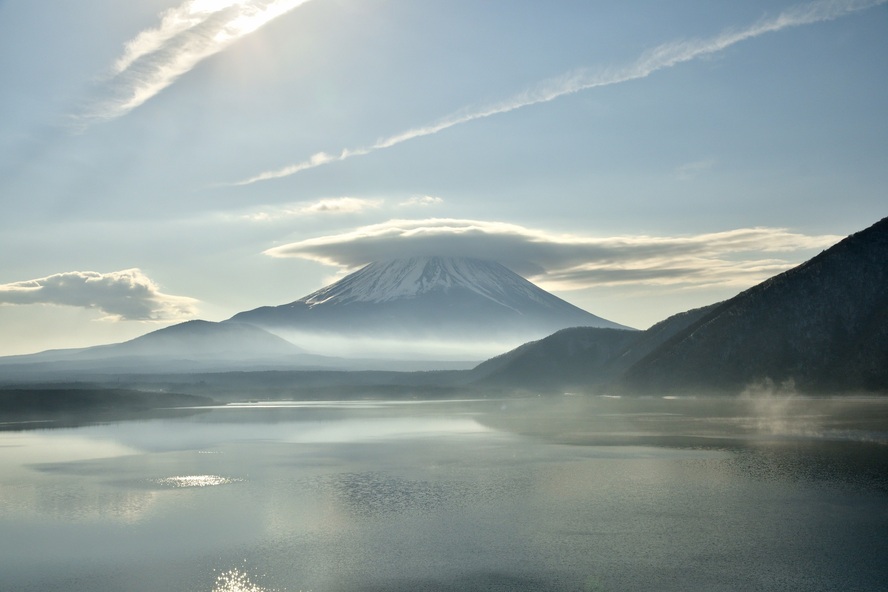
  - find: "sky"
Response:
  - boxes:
[1,0,886,356]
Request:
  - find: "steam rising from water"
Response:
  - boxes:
[737,379,887,444]
[738,378,820,437]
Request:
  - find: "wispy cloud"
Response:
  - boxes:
[240,197,383,221]
[299,197,382,214]
[0,269,198,321]
[263,218,843,290]
[399,195,444,207]
[81,0,313,124]
[234,0,886,185]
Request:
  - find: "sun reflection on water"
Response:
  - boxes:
[152,475,241,488]
[212,568,310,592]
[212,569,274,592]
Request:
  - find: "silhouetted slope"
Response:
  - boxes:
[472,327,638,390]
[230,257,629,341]
[607,304,720,372]
[473,304,716,391]
[623,217,888,394]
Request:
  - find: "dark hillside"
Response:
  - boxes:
[622,217,888,394]
[472,327,639,392]
[472,303,718,393]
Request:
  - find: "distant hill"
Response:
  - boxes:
[0,320,326,377]
[89,319,306,359]
[230,256,630,343]
[0,319,481,382]
[475,217,888,395]
[473,305,716,391]
[96,320,305,360]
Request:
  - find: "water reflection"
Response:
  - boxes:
[0,430,138,464]
[152,475,242,488]
[220,399,484,409]
[18,405,497,455]
[0,397,885,592]
[0,477,159,523]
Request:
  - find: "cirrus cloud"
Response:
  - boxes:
[233,0,887,185]
[0,269,198,321]
[80,0,314,125]
[264,218,842,290]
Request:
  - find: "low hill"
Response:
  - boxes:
[0,320,331,377]
[87,320,306,359]
[473,305,716,392]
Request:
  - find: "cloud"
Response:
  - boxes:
[263,218,843,289]
[233,0,886,185]
[399,195,444,207]
[0,269,198,321]
[81,0,313,124]
[241,197,383,221]
[300,197,382,214]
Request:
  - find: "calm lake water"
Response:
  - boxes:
[1,396,887,592]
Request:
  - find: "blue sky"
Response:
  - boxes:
[1,0,886,356]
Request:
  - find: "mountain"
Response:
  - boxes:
[475,216,888,395]
[230,257,630,344]
[88,320,306,360]
[471,327,639,389]
[472,304,717,391]
[0,320,320,377]
[622,216,888,394]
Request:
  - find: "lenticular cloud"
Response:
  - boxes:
[264,218,842,290]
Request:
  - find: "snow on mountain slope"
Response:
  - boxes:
[230,257,630,344]
[302,257,579,311]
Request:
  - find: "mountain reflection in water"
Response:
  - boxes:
[0,396,886,592]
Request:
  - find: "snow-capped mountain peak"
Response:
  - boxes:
[300,257,551,309]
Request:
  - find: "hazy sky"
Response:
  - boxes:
[1,0,886,356]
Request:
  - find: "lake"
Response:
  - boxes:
[1,395,887,591]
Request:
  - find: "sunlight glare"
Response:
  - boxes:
[212,569,273,592]
[153,475,241,488]
[214,0,312,43]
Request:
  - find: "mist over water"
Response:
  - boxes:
[0,396,886,592]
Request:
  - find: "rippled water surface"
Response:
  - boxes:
[1,396,886,591]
